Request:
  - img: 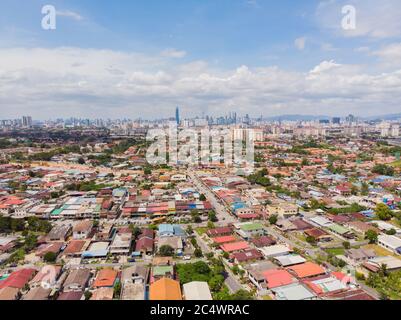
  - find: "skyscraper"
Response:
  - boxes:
[175,107,180,125]
[22,116,33,127]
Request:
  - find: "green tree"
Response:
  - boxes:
[208,211,218,222]
[269,214,278,225]
[372,164,394,176]
[43,251,58,263]
[375,203,393,221]
[186,225,194,235]
[199,194,207,201]
[230,290,255,300]
[129,225,142,238]
[343,241,351,250]
[365,230,379,244]
[194,248,203,258]
[113,281,122,299]
[306,236,317,245]
[159,245,175,257]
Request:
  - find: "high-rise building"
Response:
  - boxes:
[175,107,180,126]
[346,114,356,123]
[332,117,341,124]
[22,116,32,127]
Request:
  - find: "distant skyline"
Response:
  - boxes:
[1,0,401,119]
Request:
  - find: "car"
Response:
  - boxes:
[183,256,191,261]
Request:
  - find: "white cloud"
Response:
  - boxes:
[56,10,84,21]
[372,43,401,67]
[161,48,187,59]
[1,47,401,119]
[316,0,401,39]
[294,37,307,50]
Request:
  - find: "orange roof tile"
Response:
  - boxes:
[149,278,182,300]
[287,262,326,279]
[93,269,118,288]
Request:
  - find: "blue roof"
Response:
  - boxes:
[82,250,108,258]
[173,225,186,237]
[231,202,246,210]
[159,224,175,234]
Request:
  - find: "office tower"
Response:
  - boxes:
[22,116,33,127]
[346,114,356,123]
[175,107,180,126]
[332,117,341,124]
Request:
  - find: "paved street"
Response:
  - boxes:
[188,171,237,224]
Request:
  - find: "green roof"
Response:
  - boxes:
[240,223,264,232]
[51,208,63,216]
[328,224,350,235]
[153,265,174,276]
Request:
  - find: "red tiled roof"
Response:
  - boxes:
[64,240,86,254]
[287,262,326,279]
[0,268,37,289]
[263,269,296,289]
[220,241,249,253]
[93,269,118,288]
[232,249,263,262]
[213,236,237,244]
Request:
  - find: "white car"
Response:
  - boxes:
[183,256,192,261]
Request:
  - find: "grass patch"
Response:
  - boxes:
[325,248,345,256]
[196,227,208,236]
[390,160,401,168]
[363,244,401,258]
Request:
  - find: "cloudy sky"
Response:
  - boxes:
[1,0,401,120]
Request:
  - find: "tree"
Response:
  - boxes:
[230,290,254,300]
[386,229,397,236]
[207,221,215,229]
[208,275,224,292]
[191,210,202,223]
[78,157,85,165]
[199,194,206,201]
[113,281,122,299]
[375,203,393,221]
[24,233,38,251]
[194,248,203,258]
[365,230,378,244]
[159,245,175,257]
[129,225,142,238]
[343,241,351,250]
[208,211,218,222]
[144,167,152,175]
[306,236,316,245]
[43,252,57,263]
[372,164,394,176]
[379,264,389,277]
[269,214,278,225]
[84,291,92,300]
[186,225,193,235]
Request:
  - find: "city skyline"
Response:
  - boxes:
[0,1,401,119]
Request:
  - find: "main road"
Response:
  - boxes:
[188,171,237,224]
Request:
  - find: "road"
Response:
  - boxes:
[188,171,237,224]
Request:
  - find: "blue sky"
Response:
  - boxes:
[1,0,401,119]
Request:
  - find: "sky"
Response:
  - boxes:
[1,0,401,120]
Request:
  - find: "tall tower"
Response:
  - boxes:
[175,107,180,125]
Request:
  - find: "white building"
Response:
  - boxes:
[378,235,401,255]
[183,281,213,300]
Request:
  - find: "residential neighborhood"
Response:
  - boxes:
[1,120,401,301]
